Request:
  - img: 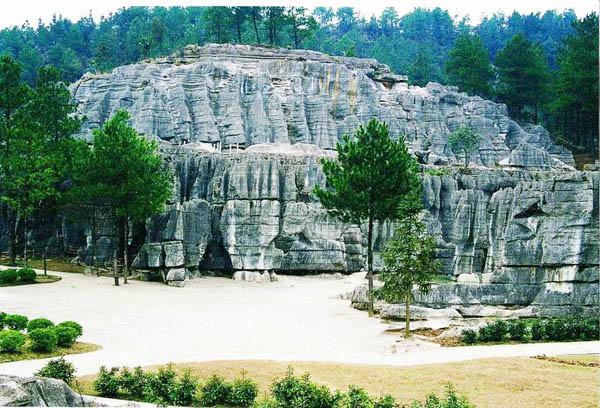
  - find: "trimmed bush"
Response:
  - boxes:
[4,314,28,331]
[343,385,374,408]
[272,371,341,408]
[478,320,507,342]
[545,318,569,341]
[461,329,477,344]
[29,328,58,352]
[0,269,18,284]
[228,377,258,407]
[0,330,27,353]
[199,375,232,406]
[94,366,120,398]
[35,357,75,384]
[18,268,36,283]
[172,369,199,407]
[55,326,79,348]
[118,367,148,399]
[531,320,545,341]
[57,321,83,337]
[145,364,178,404]
[27,318,55,333]
[507,319,527,341]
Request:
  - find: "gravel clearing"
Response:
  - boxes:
[0,269,597,377]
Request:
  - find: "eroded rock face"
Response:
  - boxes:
[0,375,84,407]
[64,44,597,315]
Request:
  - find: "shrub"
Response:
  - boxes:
[461,329,477,344]
[343,385,374,408]
[55,326,79,348]
[94,366,120,398]
[4,314,28,331]
[18,268,36,283]
[478,320,507,342]
[29,328,58,352]
[545,317,569,341]
[410,384,474,408]
[0,312,6,329]
[27,318,55,333]
[145,364,178,404]
[0,269,18,284]
[57,321,83,337]
[0,330,27,352]
[531,320,545,341]
[507,319,527,341]
[374,394,398,408]
[228,377,258,407]
[272,371,341,408]
[35,357,75,384]
[581,317,599,340]
[173,369,199,407]
[119,367,148,399]
[199,375,232,406]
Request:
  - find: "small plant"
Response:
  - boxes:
[374,394,398,408]
[507,319,527,341]
[478,319,507,342]
[118,367,147,399]
[0,330,27,353]
[94,366,120,398]
[272,370,341,408]
[4,314,28,331]
[228,377,258,407]
[0,312,6,329]
[582,317,599,340]
[55,325,79,348]
[0,269,18,284]
[17,268,36,283]
[410,384,474,408]
[145,364,178,404]
[343,385,374,408]
[545,317,569,341]
[35,357,75,384]
[173,369,199,407]
[461,329,477,344]
[29,328,58,352]
[531,319,545,341]
[199,375,232,406]
[27,318,55,333]
[57,321,83,337]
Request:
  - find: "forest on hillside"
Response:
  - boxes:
[0,6,596,155]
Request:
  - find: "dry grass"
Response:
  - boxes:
[0,342,101,363]
[0,257,85,274]
[77,357,599,407]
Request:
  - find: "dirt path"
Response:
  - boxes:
[0,269,597,377]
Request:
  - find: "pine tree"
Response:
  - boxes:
[445,33,495,98]
[314,118,422,316]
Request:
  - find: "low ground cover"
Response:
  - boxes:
[0,267,61,287]
[77,357,598,407]
[0,257,85,274]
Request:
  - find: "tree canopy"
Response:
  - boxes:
[445,33,495,98]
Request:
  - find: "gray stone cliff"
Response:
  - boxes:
[65,44,598,315]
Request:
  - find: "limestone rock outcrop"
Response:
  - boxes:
[0,375,85,407]
[62,44,597,315]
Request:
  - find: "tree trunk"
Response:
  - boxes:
[123,217,129,284]
[405,295,411,338]
[43,245,47,276]
[23,223,28,267]
[7,212,17,266]
[367,214,374,317]
[113,246,119,286]
[252,15,260,43]
[236,23,242,43]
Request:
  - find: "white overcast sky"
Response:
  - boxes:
[0,0,597,29]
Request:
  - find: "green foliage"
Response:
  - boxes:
[408,47,439,87]
[0,312,5,329]
[56,321,83,337]
[4,314,28,331]
[55,326,79,348]
[145,364,178,404]
[172,369,199,407]
[271,370,341,408]
[228,377,258,407]
[94,366,120,398]
[445,33,494,98]
[495,33,550,123]
[507,319,527,341]
[35,357,76,384]
[448,126,480,167]
[0,330,27,352]
[410,384,474,408]
[199,375,232,406]
[461,329,477,345]
[27,318,55,333]
[374,394,398,408]
[118,367,148,400]
[0,269,18,284]
[17,268,36,282]
[342,385,374,408]
[530,320,546,341]
[477,320,507,343]
[28,328,57,352]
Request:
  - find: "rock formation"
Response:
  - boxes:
[30,44,598,315]
[0,375,85,407]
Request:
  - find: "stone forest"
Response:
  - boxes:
[0,5,598,408]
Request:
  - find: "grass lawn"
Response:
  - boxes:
[0,274,61,287]
[77,356,599,407]
[0,342,101,363]
[0,257,85,274]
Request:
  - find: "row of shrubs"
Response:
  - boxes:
[0,312,83,353]
[461,316,599,344]
[0,268,36,284]
[92,365,474,408]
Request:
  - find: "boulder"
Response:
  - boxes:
[0,375,83,407]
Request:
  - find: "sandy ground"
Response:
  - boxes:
[0,269,598,377]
